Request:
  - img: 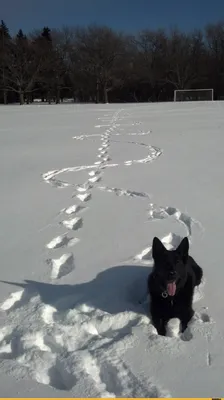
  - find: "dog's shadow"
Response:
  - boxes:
[0,264,152,316]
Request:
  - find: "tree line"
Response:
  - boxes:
[0,20,224,104]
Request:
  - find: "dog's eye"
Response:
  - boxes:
[176,260,183,267]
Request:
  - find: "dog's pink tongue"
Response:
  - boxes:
[167,282,176,296]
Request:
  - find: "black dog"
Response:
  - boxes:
[147,236,203,336]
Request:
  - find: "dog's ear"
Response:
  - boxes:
[176,237,189,263]
[152,237,166,260]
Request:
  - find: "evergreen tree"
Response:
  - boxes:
[0,20,11,39]
[41,27,52,42]
[0,20,11,104]
[16,29,26,40]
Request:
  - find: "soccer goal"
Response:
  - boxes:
[174,88,214,102]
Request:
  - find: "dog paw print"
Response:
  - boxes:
[181,327,193,342]
[181,308,212,342]
[196,308,211,323]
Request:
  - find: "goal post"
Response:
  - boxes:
[174,88,214,102]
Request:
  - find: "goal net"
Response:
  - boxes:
[174,89,214,102]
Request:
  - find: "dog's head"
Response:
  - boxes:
[152,236,189,296]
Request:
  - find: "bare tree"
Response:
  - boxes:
[51,27,76,103]
[73,25,126,103]
[135,29,167,100]
[1,20,224,104]
[4,31,42,104]
[205,21,224,98]
[164,29,196,90]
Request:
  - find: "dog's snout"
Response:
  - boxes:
[168,270,177,279]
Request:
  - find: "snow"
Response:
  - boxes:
[0,101,224,396]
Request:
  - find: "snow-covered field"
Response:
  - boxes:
[0,101,224,397]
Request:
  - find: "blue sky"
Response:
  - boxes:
[2,0,224,35]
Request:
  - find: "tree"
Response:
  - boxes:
[74,25,126,103]
[164,30,192,90]
[32,27,55,103]
[205,22,224,98]
[0,20,10,39]
[135,29,168,101]
[1,21,224,104]
[17,29,26,40]
[50,28,74,103]
[4,33,42,104]
[32,26,68,103]
[41,27,51,41]
[189,30,207,88]
[0,20,11,104]
[51,27,79,102]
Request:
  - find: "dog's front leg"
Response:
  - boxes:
[150,311,167,336]
[156,323,166,336]
[180,308,194,332]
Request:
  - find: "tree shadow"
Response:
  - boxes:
[0,264,152,316]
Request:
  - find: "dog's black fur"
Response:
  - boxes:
[147,236,203,336]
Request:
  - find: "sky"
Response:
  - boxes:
[2,0,224,35]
